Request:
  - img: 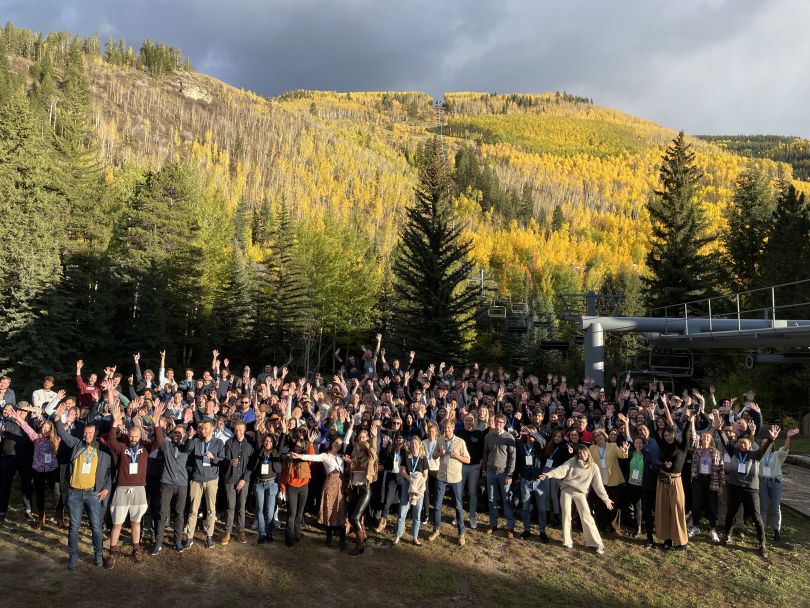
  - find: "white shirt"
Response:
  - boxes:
[32,389,57,410]
[300,452,344,475]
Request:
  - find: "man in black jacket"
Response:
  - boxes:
[0,403,34,522]
[222,420,254,545]
[516,426,548,541]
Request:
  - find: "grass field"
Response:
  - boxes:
[0,498,808,608]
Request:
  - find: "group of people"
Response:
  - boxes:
[0,335,801,571]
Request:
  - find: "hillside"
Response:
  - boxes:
[698,134,810,180]
[3,22,810,385]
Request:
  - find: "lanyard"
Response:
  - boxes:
[739,452,749,466]
[84,445,96,464]
[599,447,606,460]
[203,440,211,456]
[525,444,533,458]
[130,443,140,464]
[410,456,420,471]
[550,447,559,459]
[763,452,772,466]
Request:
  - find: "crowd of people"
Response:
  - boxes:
[0,334,801,571]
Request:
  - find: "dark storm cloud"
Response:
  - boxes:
[2,0,809,136]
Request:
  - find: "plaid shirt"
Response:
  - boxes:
[691,447,725,492]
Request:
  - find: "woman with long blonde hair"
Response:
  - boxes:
[14,408,60,530]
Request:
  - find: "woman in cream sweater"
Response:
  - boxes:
[540,443,614,555]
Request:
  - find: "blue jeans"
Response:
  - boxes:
[67,489,104,562]
[759,478,783,531]
[521,478,547,533]
[396,484,424,539]
[487,471,515,529]
[433,479,464,533]
[461,464,480,524]
[255,480,280,537]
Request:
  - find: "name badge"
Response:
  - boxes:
[261,464,270,475]
[545,458,554,469]
[44,454,52,464]
[763,466,771,478]
[631,469,640,480]
[129,462,138,475]
[700,463,710,475]
[525,455,533,466]
[737,462,747,474]
[81,462,92,475]
[203,458,211,467]
[600,458,607,469]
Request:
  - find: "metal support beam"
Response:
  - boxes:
[584,322,604,386]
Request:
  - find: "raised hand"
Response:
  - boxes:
[111,402,123,426]
[768,425,780,440]
[152,402,165,424]
[133,353,141,364]
[223,358,230,368]
[76,359,84,371]
[55,389,67,401]
[786,428,800,438]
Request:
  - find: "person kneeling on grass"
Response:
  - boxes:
[539,443,614,555]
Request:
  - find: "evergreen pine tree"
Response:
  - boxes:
[211,241,256,362]
[393,137,478,362]
[0,87,63,378]
[518,182,534,225]
[551,204,566,231]
[723,164,776,291]
[757,183,810,312]
[644,132,714,309]
[256,197,308,362]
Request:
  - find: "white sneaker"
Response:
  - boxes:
[596,545,605,555]
[688,526,701,539]
[710,529,720,544]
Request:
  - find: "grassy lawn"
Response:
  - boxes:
[1,499,808,608]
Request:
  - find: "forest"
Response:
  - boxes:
[1,22,810,418]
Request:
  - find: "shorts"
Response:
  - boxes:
[110,485,148,524]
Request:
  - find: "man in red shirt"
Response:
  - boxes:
[103,395,164,569]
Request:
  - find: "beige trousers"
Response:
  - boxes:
[187,479,219,539]
[561,488,603,548]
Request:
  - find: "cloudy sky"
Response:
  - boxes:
[3,0,809,136]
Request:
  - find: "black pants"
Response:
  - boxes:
[285,484,309,545]
[146,475,162,537]
[590,485,622,532]
[347,484,372,532]
[420,470,438,521]
[0,454,33,514]
[724,485,764,544]
[624,484,643,531]
[642,487,656,542]
[56,463,70,510]
[691,475,718,528]
[32,469,59,516]
[225,482,249,534]
[156,483,187,545]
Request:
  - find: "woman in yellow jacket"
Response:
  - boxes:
[589,429,628,535]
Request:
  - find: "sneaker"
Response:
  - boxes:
[505,529,514,540]
[759,544,768,558]
[149,543,162,557]
[773,530,781,543]
[133,546,144,564]
[183,538,194,551]
[721,535,732,546]
[520,531,532,540]
[428,530,440,542]
[205,537,215,550]
[644,540,655,550]
[710,529,720,544]
[563,543,573,550]
[539,531,550,543]
[458,533,465,547]
[175,541,185,553]
[687,526,700,539]
[24,510,35,521]
[673,544,687,552]
[258,535,266,545]
[486,526,495,535]
[392,536,400,545]
[221,533,231,546]
[238,531,247,544]
[469,522,478,531]
[596,545,605,555]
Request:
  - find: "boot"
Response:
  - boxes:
[326,526,333,547]
[349,530,366,555]
[56,505,65,529]
[375,517,387,533]
[103,547,118,570]
[338,527,347,552]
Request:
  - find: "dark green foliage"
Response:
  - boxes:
[394,137,478,362]
[0,88,63,377]
[256,198,309,362]
[644,132,714,310]
[699,134,810,181]
[722,164,776,291]
[551,204,566,232]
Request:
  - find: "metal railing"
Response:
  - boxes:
[646,278,810,335]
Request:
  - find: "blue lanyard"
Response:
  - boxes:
[203,440,211,456]
[739,452,749,466]
[130,443,140,464]
[525,444,533,458]
[85,446,96,464]
[410,456,420,471]
[550,447,559,459]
